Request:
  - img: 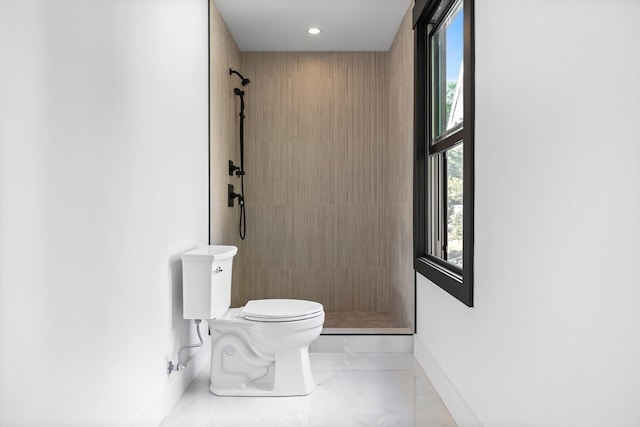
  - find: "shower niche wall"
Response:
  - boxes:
[212,4,414,332]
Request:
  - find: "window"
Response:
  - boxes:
[413,0,474,306]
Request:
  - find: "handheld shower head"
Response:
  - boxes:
[229,68,251,86]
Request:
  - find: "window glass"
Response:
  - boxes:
[426,144,463,268]
[431,1,464,140]
[427,154,444,259]
[446,144,463,266]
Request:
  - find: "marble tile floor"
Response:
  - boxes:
[160,352,457,427]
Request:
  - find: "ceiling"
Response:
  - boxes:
[214,0,412,51]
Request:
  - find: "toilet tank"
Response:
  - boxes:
[181,245,238,320]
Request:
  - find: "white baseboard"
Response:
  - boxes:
[130,346,210,427]
[413,336,483,427]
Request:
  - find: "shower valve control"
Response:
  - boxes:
[228,160,242,176]
[228,184,244,207]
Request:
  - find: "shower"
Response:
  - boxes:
[229,68,251,87]
[210,2,415,334]
[229,68,249,240]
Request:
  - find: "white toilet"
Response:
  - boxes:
[181,245,324,397]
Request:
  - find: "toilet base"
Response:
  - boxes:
[210,347,316,397]
[208,307,324,397]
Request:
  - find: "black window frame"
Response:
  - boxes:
[413,0,474,306]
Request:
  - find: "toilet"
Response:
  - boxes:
[181,245,324,397]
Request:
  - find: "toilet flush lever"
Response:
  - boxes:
[215,266,223,273]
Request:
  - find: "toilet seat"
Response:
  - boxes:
[238,299,323,323]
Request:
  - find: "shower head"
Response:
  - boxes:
[229,68,251,86]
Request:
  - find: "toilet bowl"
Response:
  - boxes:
[180,246,325,397]
[208,299,324,396]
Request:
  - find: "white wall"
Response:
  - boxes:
[0,1,209,426]
[415,1,640,426]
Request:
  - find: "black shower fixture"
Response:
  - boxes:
[229,160,243,176]
[228,184,244,207]
[229,68,250,86]
[229,69,250,240]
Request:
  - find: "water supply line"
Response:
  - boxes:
[167,319,204,375]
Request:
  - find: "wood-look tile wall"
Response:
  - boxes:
[387,8,415,330]
[209,1,243,303]
[234,5,414,328]
[237,51,391,313]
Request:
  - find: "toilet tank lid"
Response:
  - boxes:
[241,299,324,319]
[181,245,238,262]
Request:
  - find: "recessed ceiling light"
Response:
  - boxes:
[307,27,321,35]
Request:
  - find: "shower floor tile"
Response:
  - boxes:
[323,311,403,329]
[159,353,457,427]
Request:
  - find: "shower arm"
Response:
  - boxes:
[229,68,251,86]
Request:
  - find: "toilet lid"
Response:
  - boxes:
[240,299,323,322]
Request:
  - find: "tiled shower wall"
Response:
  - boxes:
[387,7,415,329]
[238,51,389,313]
[233,7,414,328]
[209,1,243,301]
